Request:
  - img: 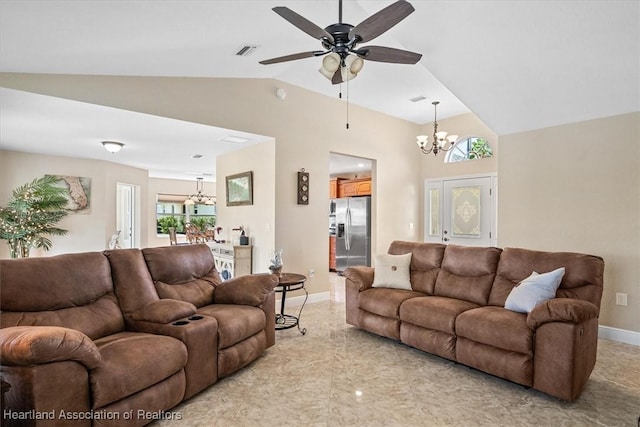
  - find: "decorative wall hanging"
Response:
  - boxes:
[297,169,309,205]
[226,171,253,206]
[49,175,92,214]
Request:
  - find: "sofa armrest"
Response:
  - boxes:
[213,273,278,307]
[0,326,101,369]
[527,298,599,329]
[129,299,197,324]
[343,267,375,291]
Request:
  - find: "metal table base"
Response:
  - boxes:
[275,273,308,335]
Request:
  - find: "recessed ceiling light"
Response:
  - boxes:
[192,154,204,159]
[221,136,250,144]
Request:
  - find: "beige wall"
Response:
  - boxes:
[498,113,640,332]
[216,140,276,275]
[0,150,148,257]
[2,73,638,334]
[0,73,423,297]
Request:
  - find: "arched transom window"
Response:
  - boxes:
[445,137,493,163]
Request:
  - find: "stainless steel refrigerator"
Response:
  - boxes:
[335,196,371,272]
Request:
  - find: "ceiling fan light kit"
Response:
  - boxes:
[261,0,422,85]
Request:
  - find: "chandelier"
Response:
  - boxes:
[184,177,215,206]
[416,101,458,156]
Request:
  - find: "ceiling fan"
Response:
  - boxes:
[259,0,422,85]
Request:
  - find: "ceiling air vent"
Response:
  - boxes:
[236,45,258,56]
[221,136,249,144]
[410,95,427,103]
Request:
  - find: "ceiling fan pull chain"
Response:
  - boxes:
[346,77,350,130]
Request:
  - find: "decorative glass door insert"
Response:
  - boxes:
[424,175,496,247]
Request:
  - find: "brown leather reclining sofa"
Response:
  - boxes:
[0,244,278,427]
[344,241,604,401]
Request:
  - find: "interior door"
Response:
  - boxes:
[116,183,135,249]
[425,175,496,247]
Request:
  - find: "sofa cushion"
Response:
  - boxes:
[372,253,412,290]
[358,288,424,319]
[0,252,125,340]
[91,332,187,408]
[434,245,502,305]
[388,241,446,294]
[155,278,218,308]
[489,247,604,310]
[505,268,565,313]
[198,304,266,349]
[456,306,533,354]
[104,248,161,314]
[142,245,222,307]
[400,296,479,334]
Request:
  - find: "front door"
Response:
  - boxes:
[425,175,496,247]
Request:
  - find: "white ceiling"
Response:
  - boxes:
[0,87,271,181]
[1,1,638,179]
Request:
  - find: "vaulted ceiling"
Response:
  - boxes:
[1,1,638,178]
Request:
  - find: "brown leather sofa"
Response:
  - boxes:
[0,244,277,427]
[344,241,604,401]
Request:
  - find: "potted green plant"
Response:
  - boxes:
[0,175,69,258]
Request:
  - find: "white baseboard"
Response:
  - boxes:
[599,325,640,346]
[275,291,330,308]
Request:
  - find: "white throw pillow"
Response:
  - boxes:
[371,253,412,290]
[504,267,566,313]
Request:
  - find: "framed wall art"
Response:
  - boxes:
[48,175,92,214]
[226,171,253,206]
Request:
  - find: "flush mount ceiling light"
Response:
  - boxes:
[184,177,215,206]
[102,141,124,153]
[415,101,459,156]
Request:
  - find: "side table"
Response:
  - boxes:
[274,273,308,335]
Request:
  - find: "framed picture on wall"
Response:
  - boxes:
[225,171,253,206]
[47,175,92,214]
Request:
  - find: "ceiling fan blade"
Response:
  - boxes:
[357,46,422,64]
[349,0,415,43]
[259,51,325,65]
[272,7,335,43]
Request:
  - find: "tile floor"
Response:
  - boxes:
[155,274,640,427]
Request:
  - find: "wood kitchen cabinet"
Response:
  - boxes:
[337,177,371,198]
[329,235,336,271]
[329,179,338,199]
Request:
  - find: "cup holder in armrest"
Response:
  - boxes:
[188,315,204,321]
[172,320,190,326]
